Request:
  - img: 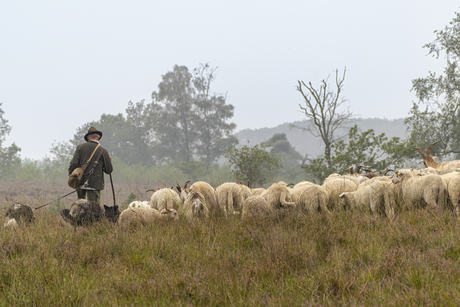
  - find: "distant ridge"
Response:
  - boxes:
[235,118,407,158]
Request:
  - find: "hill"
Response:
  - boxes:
[235,118,407,158]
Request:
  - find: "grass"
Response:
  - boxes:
[2,182,460,305]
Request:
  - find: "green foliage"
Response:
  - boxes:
[225,142,281,187]
[303,125,416,182]
[261,133,305,183]
[153,64,237,165]
[0,143,22,178]
[174,159,207,183]
[407,10,460,158]
[123,192,137,206]
[193,64,238,168]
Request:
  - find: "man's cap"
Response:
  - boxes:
[84,127,103,142]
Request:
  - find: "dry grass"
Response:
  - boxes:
[1,180,460,306]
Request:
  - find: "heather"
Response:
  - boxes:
[1,184,460,306]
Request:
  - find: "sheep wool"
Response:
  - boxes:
[183,191,209,221]
[392,170,447,210]
[323,177,357,210]
[119,207,178,227]
[4,203,34,228]
[297,184,331,214]
[260,181,296,210]
[241,195,272,219]
[215,182,246,216]
[150,188,181,211]
[251,188,266,196]
[189,181,218,215]
[128,201,151,208]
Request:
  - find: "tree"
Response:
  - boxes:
[51,101,159,167]
[291,68,353,167]
[193,63,237,169]
[406,11,460,159]
[153,64,237,165]
[261,133,304,182]
[152,65,197,162]
[0,103,21,178]
[303,125,416,182]
[225,142,281,187]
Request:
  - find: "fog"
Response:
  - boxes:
[0,0,458,160]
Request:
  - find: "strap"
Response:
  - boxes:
[86,144,101,164]
[81,144,100,172]
[84,146,104,177]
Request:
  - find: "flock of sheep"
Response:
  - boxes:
[4,141,460,228]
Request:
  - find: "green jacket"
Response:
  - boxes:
[68,141,113,190]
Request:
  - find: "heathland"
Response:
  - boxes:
[1,179,460,306]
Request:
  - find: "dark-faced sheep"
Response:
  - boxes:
[60,199,120,227]
[4,203,34,228]
[183,191,209,221]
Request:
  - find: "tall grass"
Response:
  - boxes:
[1,198,460,306]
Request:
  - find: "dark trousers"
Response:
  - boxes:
[77,189,101,203]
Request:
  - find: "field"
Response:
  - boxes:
[1,180,460,306]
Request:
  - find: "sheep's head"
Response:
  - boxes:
[104,205,120,223]
[159,208,179,221]
[391,170,406,184]
[192,202,207,218]
[338,192,352,209]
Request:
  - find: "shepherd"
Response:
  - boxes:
[68,127,113,204]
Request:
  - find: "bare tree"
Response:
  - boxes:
[291,68,353,167]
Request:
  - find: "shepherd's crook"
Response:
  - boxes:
[110,173,116,207]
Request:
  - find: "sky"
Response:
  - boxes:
[1,0,459,160]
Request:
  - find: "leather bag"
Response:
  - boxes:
[68,144,101,189]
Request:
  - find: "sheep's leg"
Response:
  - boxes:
[226,192,233,217]
[319,198,332,215]
[450,190,460,218]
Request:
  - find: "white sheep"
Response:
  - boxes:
[235,181,252,200]
[215,182,246,217]
[340,178,395,219]
[183,191,209,221]
[189,181,219,215]
[260,181,296,210]
[118,207,178,227]
[322,177,357,210]
[128,200,151,208]
[392,169,447,209]
[241,195,272,219]
[296,184,331,214]
[4,203,34,228]
[149,187,181,211]
[251,188,266,196]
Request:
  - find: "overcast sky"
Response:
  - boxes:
[1,1,459,160]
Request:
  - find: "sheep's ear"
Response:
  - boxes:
[104,205,109,209]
